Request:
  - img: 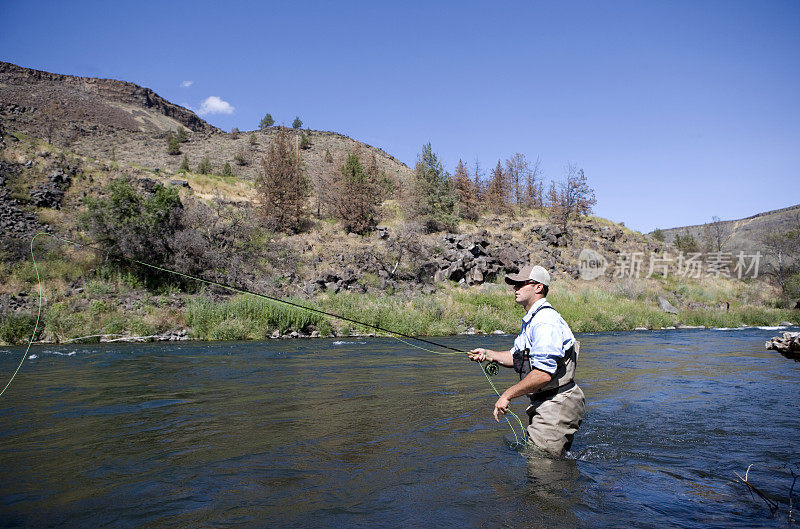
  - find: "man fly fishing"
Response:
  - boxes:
[469,264,585,456]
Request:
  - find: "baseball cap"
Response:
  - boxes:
[504,264,551,286]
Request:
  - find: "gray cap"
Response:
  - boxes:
[505,264,551,286]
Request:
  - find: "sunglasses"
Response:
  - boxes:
[512,281,539,290]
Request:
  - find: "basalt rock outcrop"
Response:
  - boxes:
[29,165,75,209]
[0,160,48,258]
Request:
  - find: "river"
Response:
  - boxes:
[1,327,798,528]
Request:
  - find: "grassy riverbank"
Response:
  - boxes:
[1,267,795,345]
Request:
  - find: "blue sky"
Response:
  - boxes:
[2,0,798,233]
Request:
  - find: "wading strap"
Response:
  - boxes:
[512,305,556,376]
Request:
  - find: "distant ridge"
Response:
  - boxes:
[654,203,800,254]
[0,61,217,134]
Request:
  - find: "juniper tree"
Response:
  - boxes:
[409,143,457,232]
[334,152,380,234]
[452,159,479,221]
[365,151,393,199]
[197,156,211,175]
[472,159,484,201]
[256,130,310,233]
[486,161,510,213]
[80,178,183,267]
[167,133,181,155]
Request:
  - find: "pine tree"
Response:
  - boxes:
[179,154,190,172]
[222,162,233,177]
[260,114,275,129]
[292,116,303,129]
[176,126,189,143]
[256,130,310,233]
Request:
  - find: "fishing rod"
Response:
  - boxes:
[3,232,526,447]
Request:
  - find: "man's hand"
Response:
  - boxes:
[493,394,510,422]
[468,348,490,363]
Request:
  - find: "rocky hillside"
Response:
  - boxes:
[0,61,412,186]
[0,61,217,135]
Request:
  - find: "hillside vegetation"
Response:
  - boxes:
[0,62,797,345]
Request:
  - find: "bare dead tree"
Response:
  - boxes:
[505,153,530,209]
[548,164,597,231]
[707,215,731,252]
[523,156,543,209]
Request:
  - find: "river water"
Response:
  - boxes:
[1,328,798,528]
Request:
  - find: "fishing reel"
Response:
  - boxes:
[483,360,499,376]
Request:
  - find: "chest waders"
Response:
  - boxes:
[511,305,580,403]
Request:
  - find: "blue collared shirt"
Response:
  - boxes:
[512,298,575,375]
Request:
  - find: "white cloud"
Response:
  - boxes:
[181,80,194,88]
[197,96,234,116]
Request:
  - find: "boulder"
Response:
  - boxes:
[765,331,800,360]
[657,296,679,314]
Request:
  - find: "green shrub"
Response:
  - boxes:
[0,313,39,345]
[185,295,325,340]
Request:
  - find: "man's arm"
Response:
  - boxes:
[468,348,514,367]
[492,369,553,421]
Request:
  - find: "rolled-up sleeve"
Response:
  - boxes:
[527,322,565,374]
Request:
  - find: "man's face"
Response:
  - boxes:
[511,281,542,306]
